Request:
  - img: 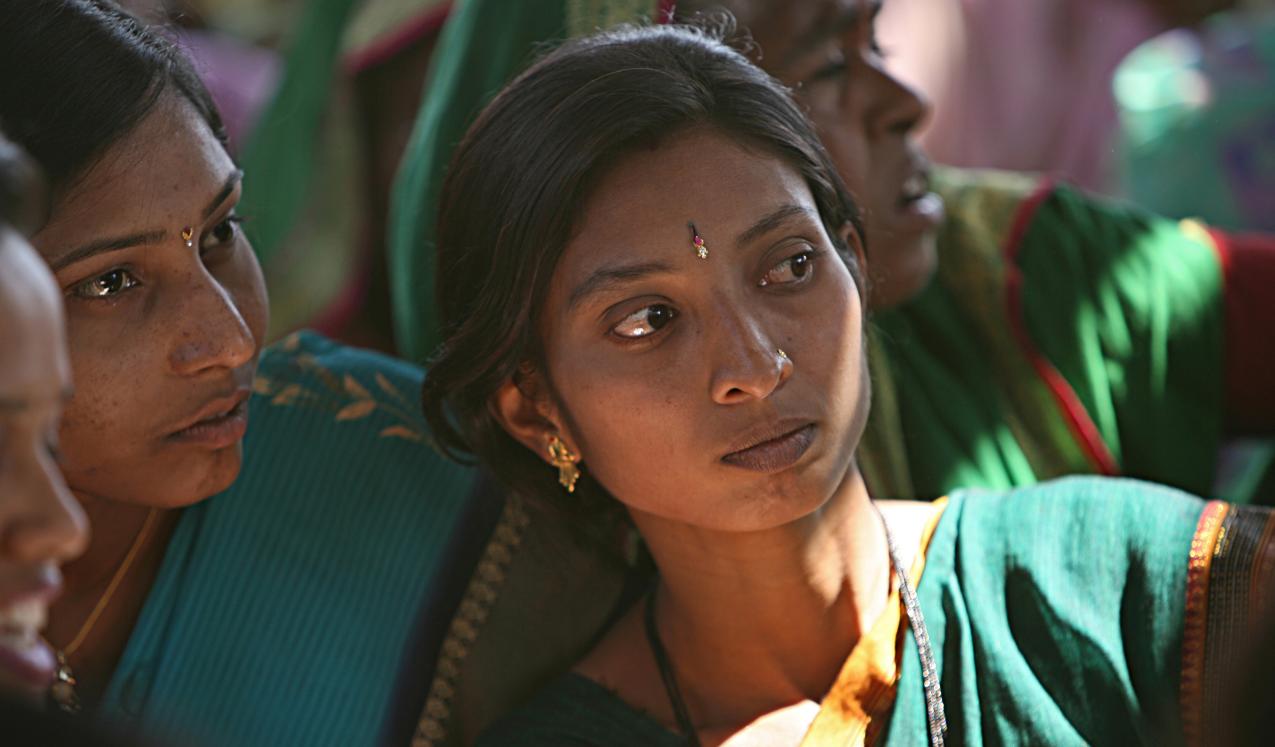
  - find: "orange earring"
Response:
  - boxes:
[547,436,581,493]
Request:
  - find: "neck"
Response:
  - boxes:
[633,465,889,725]
[59,493,163,601]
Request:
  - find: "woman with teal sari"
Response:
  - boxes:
[414,22,1274,746]
[0,2,475,745]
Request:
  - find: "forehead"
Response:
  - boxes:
[33,94,234,255]
[558,127,817,277]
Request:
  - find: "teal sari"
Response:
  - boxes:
[96,332,475,747]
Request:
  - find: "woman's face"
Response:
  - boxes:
[31,94,268,508]
[0,233,87,696]
[508,129,868,532]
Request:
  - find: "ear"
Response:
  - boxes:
[489,364,575,467]
[839,221,868,274]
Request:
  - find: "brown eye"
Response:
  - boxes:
[202,215,245,250]
[72,268,140,299]
[613,303,678,339]
[760,251,815,287]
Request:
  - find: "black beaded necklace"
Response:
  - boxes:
[642,515,948,747]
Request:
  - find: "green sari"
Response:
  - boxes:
[464,479,1275,746]
[860,168,1229,501]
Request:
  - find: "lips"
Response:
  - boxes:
[167,388,251,449]
[890,162,945,233]
[721,420,817,473]
[900,171,930,205]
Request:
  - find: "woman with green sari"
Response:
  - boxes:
[416,23,1275,746]
[0,2,476,745]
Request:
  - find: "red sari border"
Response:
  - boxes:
[1001,178,1120,476]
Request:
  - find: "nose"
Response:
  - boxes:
[865,64,929,140]
[707,311,793,406]
[168,272,257,377]
[2,448,89,564]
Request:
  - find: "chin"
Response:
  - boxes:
[82,443,245,509]
[170,444,245,506]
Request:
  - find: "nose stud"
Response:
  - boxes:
[777,348,789,361]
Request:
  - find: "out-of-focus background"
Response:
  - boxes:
[120,0,1274,352]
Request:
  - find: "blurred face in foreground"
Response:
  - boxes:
[0,151,88,697]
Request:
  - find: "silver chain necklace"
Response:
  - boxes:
[644,508,948,746]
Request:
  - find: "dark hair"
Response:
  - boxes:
[0,0,226,196]
[421,22,863,527]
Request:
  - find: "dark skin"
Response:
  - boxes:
[493,127,937,745]
[31,94,269,704]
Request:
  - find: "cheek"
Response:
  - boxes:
[554,353,692,503]
[58,339,152,461]
[801,268,865,409]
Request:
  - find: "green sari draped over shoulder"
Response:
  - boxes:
[860,168,1233,502]
[463,479,1275,747]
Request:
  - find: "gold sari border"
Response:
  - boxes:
[1181,500,1229,746]
[412,497,531,747]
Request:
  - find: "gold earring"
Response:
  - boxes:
[547,436,581,493]
[181,227,194,248]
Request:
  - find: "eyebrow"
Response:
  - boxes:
[734,204,817,248]
[49,169,244,271]
[779,0,883,70]
[567,260,675,312]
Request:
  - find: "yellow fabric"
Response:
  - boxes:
[800,499,948,747]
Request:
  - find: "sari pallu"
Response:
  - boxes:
[459,479,1275,746]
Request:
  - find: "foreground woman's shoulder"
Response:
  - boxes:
[250,330,436,447]
[237,330,474,509]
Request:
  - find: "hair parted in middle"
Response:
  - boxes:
[421,20,865,533]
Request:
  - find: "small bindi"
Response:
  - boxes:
[689,222,708,260]
[181,227,194,248]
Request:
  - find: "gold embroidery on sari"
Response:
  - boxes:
[251,332,427,442]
